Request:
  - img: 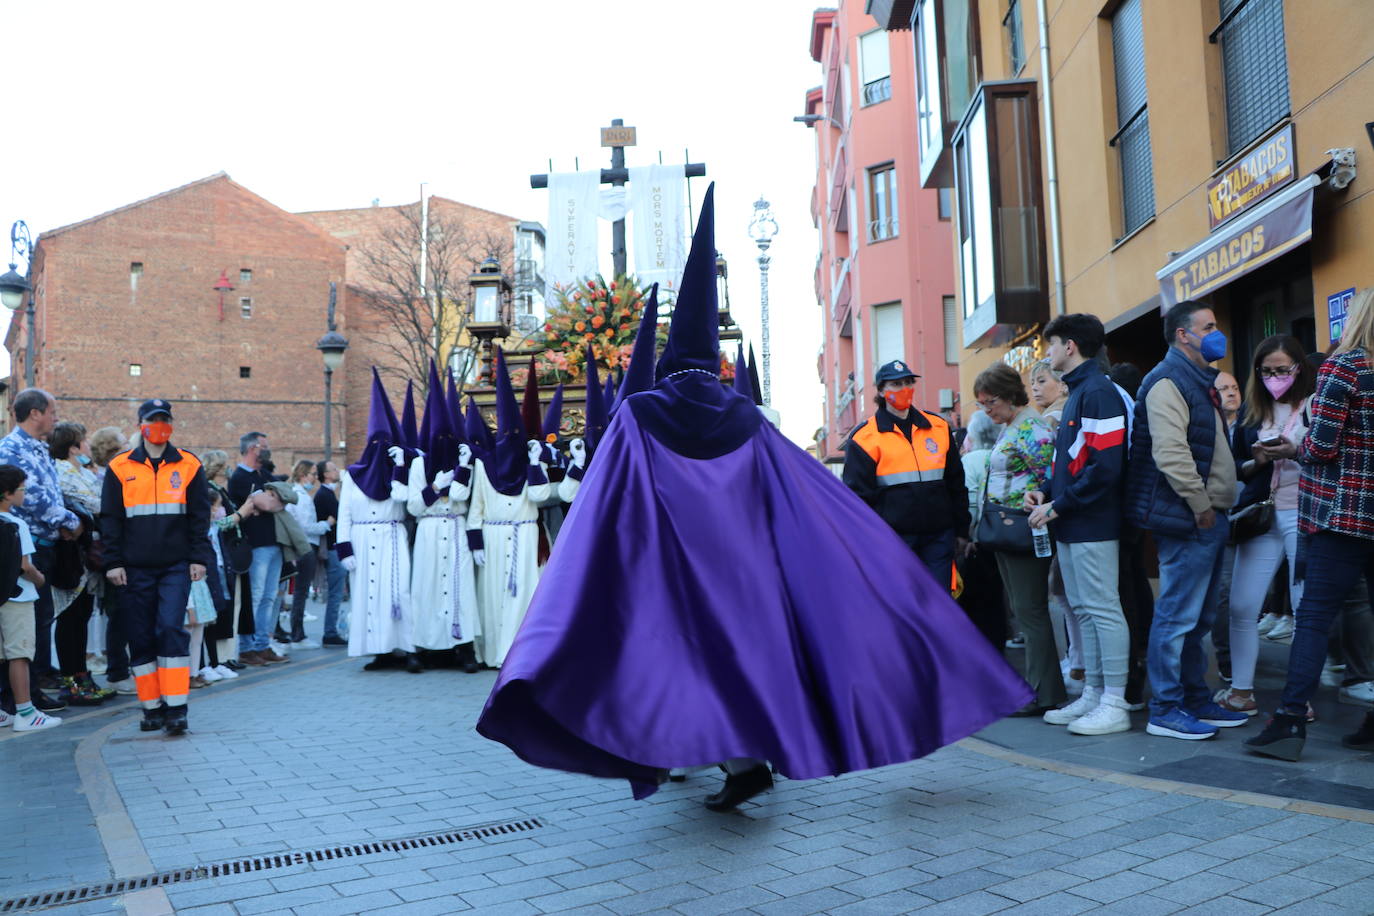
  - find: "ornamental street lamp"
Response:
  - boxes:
[0,221,36,388]
[467,256,513,385]
[747,197,779,405]
[316,282,349,460]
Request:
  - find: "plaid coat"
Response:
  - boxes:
[1299,347,1374,539]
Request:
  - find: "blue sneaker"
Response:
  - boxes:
[1146,707,1218,740]
[1186,701,1250,728]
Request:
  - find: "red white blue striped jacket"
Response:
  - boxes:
[1299,348,1374,539]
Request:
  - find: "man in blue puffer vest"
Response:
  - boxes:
[1125,301,1243,741]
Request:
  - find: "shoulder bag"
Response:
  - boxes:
[975,426,1035,554]
[1230,404,1301,545]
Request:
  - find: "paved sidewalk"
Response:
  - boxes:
[5,603,1374,914]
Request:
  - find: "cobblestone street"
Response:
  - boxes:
[3,602,1374,915]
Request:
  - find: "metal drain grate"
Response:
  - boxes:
[0,817,544,913]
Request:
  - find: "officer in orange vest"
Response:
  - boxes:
[844,360,970,590]
[100,399,212,736]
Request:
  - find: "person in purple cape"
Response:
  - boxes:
[337,369,419,673]
[464,397,495,467]
[476,185,1034,810]
[465,350,554,668]
[405,362,480,673]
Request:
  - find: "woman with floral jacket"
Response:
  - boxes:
[973,363,1062,716]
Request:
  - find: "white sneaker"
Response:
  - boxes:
[214,664,239,680]
[292,639,321,650]
[304,612,319,622]
[1256,613,1282,636]
[1067,695,1132,735]
[108,678,137,695]
[1340,682,1374,706]
[198,666,223,683]
[0,710,12,727]
[269,640,292,656]
[1322,665,1344,688]
[13,710,62,731]
[1044,687,1102,725]
[1266,617,1295,641]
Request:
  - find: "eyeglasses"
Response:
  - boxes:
[976,396,1002,409]
[1258,364,1298,379]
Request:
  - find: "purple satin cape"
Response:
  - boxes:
[477,406,1033,799]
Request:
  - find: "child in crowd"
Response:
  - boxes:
[0,464,61,732]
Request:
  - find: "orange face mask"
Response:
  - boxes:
[141,421,173,445]
[884,389,914,412]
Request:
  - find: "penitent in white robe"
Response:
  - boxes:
[406,458,480,650]
[466,458,552,667]
[337,470,414,657]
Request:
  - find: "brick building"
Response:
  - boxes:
[297,196,544,452]
[5,173,350,465]
[4,175,544,467]
[803,5,960,463]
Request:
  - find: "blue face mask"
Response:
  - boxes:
[78,454,92,466]
[1189,329,1227,362]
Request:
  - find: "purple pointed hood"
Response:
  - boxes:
[603,372,618,416]
[583,344,609,457]
[418,360,441,453]
[627,183,762,459]
[655,185,719,380]
[446,369,465,444]
[733,343,753,398]
[465,396,494,464]
[488,348,530,496]
[747,344,764,406]
[348,368,404,501]
[617,283,659,404]
[400,381,420,452]
[421,361,460,485]
[542,384,564,442]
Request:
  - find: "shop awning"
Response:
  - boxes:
[1157,173,1319,308]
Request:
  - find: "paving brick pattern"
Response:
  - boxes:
[8,631,1374,914]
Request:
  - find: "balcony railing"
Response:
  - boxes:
[862,77,892,106]
[867,216,899,243]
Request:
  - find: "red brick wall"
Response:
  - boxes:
[16,175,349,469]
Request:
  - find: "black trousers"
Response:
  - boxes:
[55,590,97,676]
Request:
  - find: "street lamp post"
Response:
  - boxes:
[0,221,37,388]
[316,282,349,460]
[747,198,779,406]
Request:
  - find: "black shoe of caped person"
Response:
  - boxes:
[1342,712,1374,750]
[362,654,393,671]
[405,653,423,674]
[1244,712,1306,761]
[322,635,347,648]
[703,765,774,812]
[163,708,188,736]
[140,705,167,732]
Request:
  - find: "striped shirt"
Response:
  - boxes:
[1299,348,1374,539]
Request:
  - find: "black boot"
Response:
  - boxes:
[455,643,480,674]
[163,707,188,736]
[140,704,167,732]
[1244,712,1306,761]
[405,653,423,674]
[362,654,393,671]
[1342,712,1374,750]
[704,765,773,812]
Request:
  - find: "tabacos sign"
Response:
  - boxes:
[1206,124,1295,231]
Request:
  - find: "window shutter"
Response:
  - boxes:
[943,295,960,364]
[1112,0,1155,235]
[1219,0,1289,156]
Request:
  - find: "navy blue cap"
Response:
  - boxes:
[874,360,919,385]
[137,398,173,421]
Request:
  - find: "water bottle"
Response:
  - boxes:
[1032,524,1052,558]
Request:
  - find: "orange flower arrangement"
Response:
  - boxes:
[536,273,670,385]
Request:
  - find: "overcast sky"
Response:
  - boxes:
[0,0,833,446]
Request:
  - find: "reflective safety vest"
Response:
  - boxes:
[108,447,201,518]
[850,410,953,488]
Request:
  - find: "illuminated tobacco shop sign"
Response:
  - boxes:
[1205,124,1296,231]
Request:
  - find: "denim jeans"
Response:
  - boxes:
[1281,532,1374,714]
[903,528,956,591]
[1228,508,1302,691]
[238,546,283,653]
[288,548,318,641]
[1148,518,1229,716]
[322,548,346,639]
